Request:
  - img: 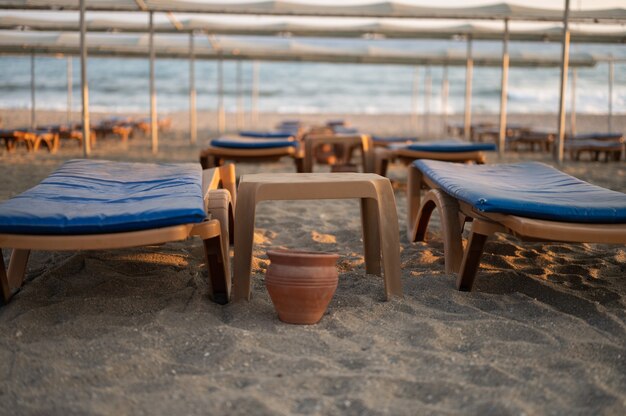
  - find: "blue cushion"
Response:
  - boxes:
[238,130,293,139]
[0,159,206,235]
[407,140,496,153]
[572,133,623,141]
[413,160,626,224]
[373,136,419,143]
[211,137,297,149]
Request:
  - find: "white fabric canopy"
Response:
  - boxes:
[1,1,625,23]
[1,14,624,43]
[0,30,599,67]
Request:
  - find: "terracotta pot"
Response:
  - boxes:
[265,249,339,325]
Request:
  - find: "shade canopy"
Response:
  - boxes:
[0,30,599,67]
[1,1,625,23]
[1,14,624,43]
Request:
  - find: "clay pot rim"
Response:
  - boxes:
[267,249,340,261]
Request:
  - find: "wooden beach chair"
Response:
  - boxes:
[565,133,625,162]
[0,160,236,305]
[0,129,59,153]
[376,140,496,176]
[407,160,626,291]
[199,136,304,172]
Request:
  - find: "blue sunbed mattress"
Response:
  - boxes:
[373,136,419,143]
[0,159,206,235]
[572,133,623,141]
[238,130,293,139]
[413,160,626,223]
[407,140,496,153]
[211,137,297,149]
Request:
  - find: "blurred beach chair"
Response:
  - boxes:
[0,128,58,153]
[565,133,624,161]
[372,136,419,148]
[375,140,496,176]
[0,160,236,304]
[39,124,93,149]
[407,160,626,291]
[507,130,554,152]
[200,136,304,172]
[473,124,532,143]
[134,117,172,134]
[93,118,134,144]
[302,133,375,173]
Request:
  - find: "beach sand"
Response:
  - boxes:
[0,110,625,415]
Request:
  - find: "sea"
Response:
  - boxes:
[0,38,624,115]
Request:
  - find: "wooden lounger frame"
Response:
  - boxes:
[303,134,375,173]
[375,147,487,176]
[1,130,59,153]
[407,164,626,291]
[0,164,236,305]
[199,143,304,172]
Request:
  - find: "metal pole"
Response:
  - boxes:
[30,53,35,130]
[217,56,225,133]
[67,56,72,126]
[464,36,473,142]
[608,59,614,133]
[570,68,577,135]
[441,65,449,136]
[236,60,244,130]
[556,0,571,163]
[411,66,419,132]
[251,61,259,127]
[79,0,90,157]
[189,33,197,144]
[149,11,158,154]
[498,19,510,156]
[424,66,431,137]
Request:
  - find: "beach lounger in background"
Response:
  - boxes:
[507,131,554,152]
[133,117,172,134]
[376,140,496,176]
[200,136,304,172]
[302,133,375,173]
[0,160,236,304]
[565,133,624,161]
[0,128,59,153]
[372,136,419,148]
[407,160,626,291]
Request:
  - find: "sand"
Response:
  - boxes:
[0,109,625,415]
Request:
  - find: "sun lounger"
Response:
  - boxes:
[0,129,58,153]
[372,136,419,148]
[238,130,294,139]
[133,117,172,134]
[0,159,236,304]
[407,160,626,291]
[376,140,496,176]
[200,136,304,172]
[507,131,554,152]
[566,139,624,162]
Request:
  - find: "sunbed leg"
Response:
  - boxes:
[406,164,423,240]
[361,198,381,276]
[202,235,229,305]
[412,190,464,274]
[294,157,304,173]
[0,249,30,303]
[374,183,403,299]
[232,183,258,301]
[457,219,497,291]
